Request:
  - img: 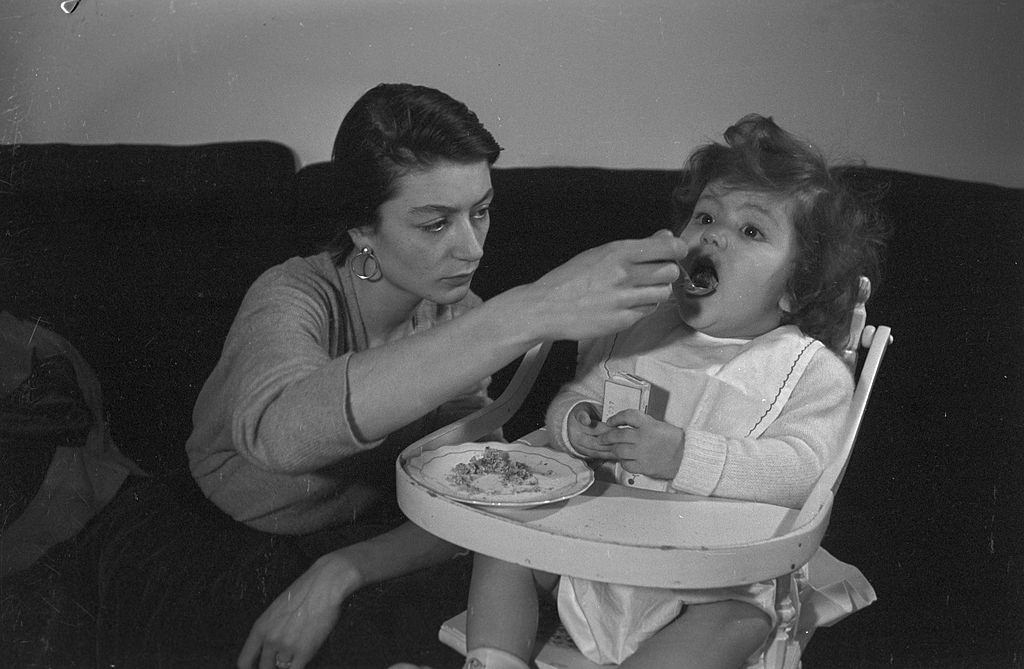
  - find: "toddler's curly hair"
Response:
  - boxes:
[671,114,890,352]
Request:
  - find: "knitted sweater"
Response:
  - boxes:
[546,301,853,509]
[187,252,491,534]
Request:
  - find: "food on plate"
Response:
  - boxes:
[447,446,541,492]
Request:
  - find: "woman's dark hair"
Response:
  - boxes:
[670,114,890,352]
[325,83,502,264]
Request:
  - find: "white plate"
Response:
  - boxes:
[404,441,594,507]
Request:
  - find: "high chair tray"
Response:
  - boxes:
[397,432,828,589]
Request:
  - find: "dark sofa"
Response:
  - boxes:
[2,142,1022,667]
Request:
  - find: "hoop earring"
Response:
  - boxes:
[350,247,382,281]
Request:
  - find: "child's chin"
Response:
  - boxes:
[674,300,704,327]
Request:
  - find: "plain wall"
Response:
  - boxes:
[2,0,1022,188]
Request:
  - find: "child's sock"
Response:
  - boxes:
[463,647,530,669]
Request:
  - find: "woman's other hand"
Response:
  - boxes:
[237,552,357,669]
[524,229,685,341]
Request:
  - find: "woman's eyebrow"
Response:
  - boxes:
[475,188,494,206]
[409,188,493,216]
[409,203,455,216]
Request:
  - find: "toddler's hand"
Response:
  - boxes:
[566,403,615,458]
[599,410,685,479]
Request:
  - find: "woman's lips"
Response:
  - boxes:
[442,272,474,286]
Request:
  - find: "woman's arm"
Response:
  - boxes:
[344,231,685,441]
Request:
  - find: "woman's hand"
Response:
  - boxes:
[598,410,686,479]
[237,551,358,669]
[237,521,461,669]
[524,229,686,341]
[565,402,615,458]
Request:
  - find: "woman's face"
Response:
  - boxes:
[673,182,799,339]
[351,160,493,306]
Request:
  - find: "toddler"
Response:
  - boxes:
[462,114,888,669]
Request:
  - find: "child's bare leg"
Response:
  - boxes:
[466,552,558,664]
[618,600,772,669]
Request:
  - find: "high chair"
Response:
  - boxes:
[396,278,891,669]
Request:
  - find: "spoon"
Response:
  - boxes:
[677,264,715,296]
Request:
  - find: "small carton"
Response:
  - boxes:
[602,372,652,422]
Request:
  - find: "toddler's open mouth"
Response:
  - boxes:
[680,256,719,295]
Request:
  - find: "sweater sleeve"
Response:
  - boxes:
[193,261,487,475]
[669,347,854,508]
[198,265,373,473]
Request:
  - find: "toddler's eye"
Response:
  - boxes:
[694,212,714,225]
[741,224,764,240]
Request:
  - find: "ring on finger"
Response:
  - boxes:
[275,656,293,669]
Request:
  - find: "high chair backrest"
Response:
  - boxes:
[841,276,872,372]
[795,276,892,527]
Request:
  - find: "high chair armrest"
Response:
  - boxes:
[403,341,553,456]
[513,427,552,448]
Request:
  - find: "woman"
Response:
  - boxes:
[7,83,686,669]
[222,83,686,669]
